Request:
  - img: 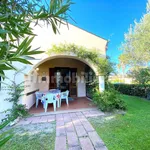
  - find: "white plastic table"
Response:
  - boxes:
[40,89,61,108]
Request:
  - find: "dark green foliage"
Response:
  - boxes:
[0,133,14,148]
[113,84,150,99]
[92,88,126,112]
[85,70,125,112]
[9,104,28,119]
[0,120,10,130]
[0,129,14,148]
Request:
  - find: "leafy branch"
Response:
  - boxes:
[0,0,73,78]
[47,43,114,78]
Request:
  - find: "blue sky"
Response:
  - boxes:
[69,0,147,64]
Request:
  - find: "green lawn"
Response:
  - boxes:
[0,122,55,150]
[89,95,150,150]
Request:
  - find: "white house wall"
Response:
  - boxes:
[22,72,39,109]
[0,62,32,122]
[30,22,107,61]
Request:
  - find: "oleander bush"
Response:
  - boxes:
[92,87,126,112]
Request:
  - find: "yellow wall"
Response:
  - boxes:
[37,58,86,97]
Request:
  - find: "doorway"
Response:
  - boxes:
[49,67,77,97]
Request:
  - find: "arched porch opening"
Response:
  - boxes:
[23,55,104,112]
[29,55,98,75]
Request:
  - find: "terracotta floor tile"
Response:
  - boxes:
[29,97,96,114]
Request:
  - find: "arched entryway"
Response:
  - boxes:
[29,55,98,75]
[23,55,104,112]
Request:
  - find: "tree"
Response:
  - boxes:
[119,0,150,68]
[0,0,73,78]
[128,67,150,85]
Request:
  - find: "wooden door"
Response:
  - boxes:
[49,68,56,89]
[69,68,77,97]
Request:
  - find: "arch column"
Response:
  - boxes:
[98,76,105,92]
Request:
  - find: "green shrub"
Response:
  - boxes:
[113,84,150,99]
[4,69,29,120]
[92,88,126,112]
[10,104,29,119]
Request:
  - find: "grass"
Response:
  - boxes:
[0,122,55,150]
[89,95,150,150]
[1,132,55,150]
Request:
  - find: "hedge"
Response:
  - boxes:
[113,84,150,100]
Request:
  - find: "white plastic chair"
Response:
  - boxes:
[42,93,56,112]
[60,90,69,106]
[35,92,43,108]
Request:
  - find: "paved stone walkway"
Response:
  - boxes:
[17,110,107,150]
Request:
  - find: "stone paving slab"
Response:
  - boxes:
[56,120,65,127]
[40,116,48,123]
[82,121,95,132]
[72,117,82,126]
[69,112,77,118]
[56,114,63,121]
[56,125,66,137]
[90,110,105,117]
[82,111,90,116]
[47,115,55,122]
[68,146,81,150]
[75,125,87,137]
[25,117,35,121]
[95,146,108,150]
[17,109,107,150]
[79,137,94,150]
[65,122,75,132]
[82,110,104,118]
[78,116,88,123]
[17,119,31,125]
[31,117,41,124]
[67,132,79,147]
[75,112,84,117]
[88,131,106,149]
[63,113,72,123]
[55,136,66,150]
